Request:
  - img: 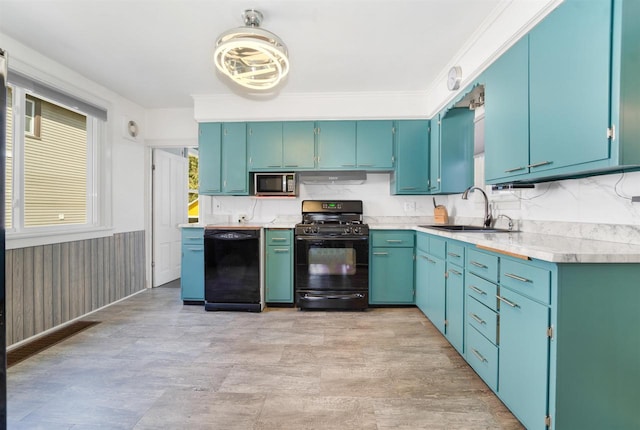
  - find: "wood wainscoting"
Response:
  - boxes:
[5,230,146,347]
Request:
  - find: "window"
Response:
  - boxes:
[188,150,199,223]
[5,71,107,233]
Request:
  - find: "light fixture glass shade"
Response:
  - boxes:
[214,10,289,90]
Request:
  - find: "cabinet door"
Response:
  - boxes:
[316,121,357,169]
[484,36,530,183]
[528,0,611,174]
[181,245,204,301]
[429,115,441,193]
[370,247,415,304]
[439,108,474,194]
[198,122,221,194]
[425,255,446,334]
[445,263,464,354]
[356,120,394,169]
[265,245,293,303]
[247,122,283,170]
[498,288,550,430]
[283,121,316,169]
[393,120,429,194]
[221,122,248,194]
[415,250,429,314]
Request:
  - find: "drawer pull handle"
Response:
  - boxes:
[469,285,487,295]
[504,273,531,283]
[373,252,389,256]
[419,255,429,260]
[447,252,460,258]
[470,261,488,269]
[471,348,488,363]
[448,268,462,276]
[427,258,436,264]
[496,295,519,308]
[271,238,288,242]
[470,313,486,325]
[273,249,290,253]
[386,239,403,243]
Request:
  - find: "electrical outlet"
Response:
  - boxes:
[237,213,247,223]
[632,196,640,203]
[403,201,416,212]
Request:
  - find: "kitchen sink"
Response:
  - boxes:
[419,224,515,233]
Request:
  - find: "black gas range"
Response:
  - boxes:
[294,200,369,310]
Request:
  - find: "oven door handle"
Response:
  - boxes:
[295,236,369,241]
[302,293,365,300]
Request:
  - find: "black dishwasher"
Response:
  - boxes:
[204,227,262,312]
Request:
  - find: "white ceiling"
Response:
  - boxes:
[2,0,542,110]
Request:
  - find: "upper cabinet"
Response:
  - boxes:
[391,120,430,194]
[484,37,530,183]
[198,122,248,196]
[283,121,316,169]
[356,120,394,169]
[438,107,475,194]
[527,0,611,175]
[315,120,357,169]
[484,0,640,184]
[428,114,441,194]
[247,122,283,170]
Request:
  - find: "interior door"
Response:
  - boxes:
[153,149,188,287]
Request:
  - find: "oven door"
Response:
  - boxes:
[295,235,369,310]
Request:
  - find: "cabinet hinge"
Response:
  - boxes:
[547,326,554,339]
[544,415,552,428]
[152,164,156,171]
[607,125,616,140]
[444,319,448,326]
[151,261,155,267]
[444,271,449,279]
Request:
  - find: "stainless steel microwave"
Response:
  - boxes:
[253,172,297,196]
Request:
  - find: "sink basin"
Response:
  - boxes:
[419,224,515,233]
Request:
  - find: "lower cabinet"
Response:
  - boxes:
[369,230,415,305]
[417,231,640,430]
[180,227,204,303]
[265,229,294,304]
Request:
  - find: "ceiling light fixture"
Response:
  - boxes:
[213,9,289,91]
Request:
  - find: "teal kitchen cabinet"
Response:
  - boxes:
[180,227,204,303]
[265,229,294,304]
[528,0,612,176]
[355,120,394,169]
[391,120,430,194]
[198,122,248,195]
[484,36,530,183]
[422,237,446,334]
[198,122,222,194]
[221,122,248,195]
[428,114,441,193]
[437,107,475,194]
[369,230,415,305]
[415,236,429,314]
[444,242,465,354]
[247,122,283,170]
[283,121,316,169]
[315,121,357,169]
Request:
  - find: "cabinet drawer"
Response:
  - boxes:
[446,242,465,265]
[467,296,498,345]
[429,237,446,259]
[416,232,429,252]
[466,272,498,311]
[500,259,551,305]
[466,325,498,391]
[182,228,204,244]
[266,228,293,246]
[371,230,414,247]
[467,248,499,282]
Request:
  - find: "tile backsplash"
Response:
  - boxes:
[201,170,640,244]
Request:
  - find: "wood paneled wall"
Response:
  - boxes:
[5,230,146,346]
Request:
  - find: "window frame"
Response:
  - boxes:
[5,81,109,245]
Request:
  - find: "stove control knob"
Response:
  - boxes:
[343,226,352,235]
[303,226,312,234]
[313,226,320,234]
[352,226,361,235]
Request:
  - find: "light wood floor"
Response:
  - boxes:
[8,283,523,429]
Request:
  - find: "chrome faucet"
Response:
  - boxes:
[461,186,492,228]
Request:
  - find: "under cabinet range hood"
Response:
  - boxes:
[299,170,367,185]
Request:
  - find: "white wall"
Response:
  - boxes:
[1,32,146,240]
